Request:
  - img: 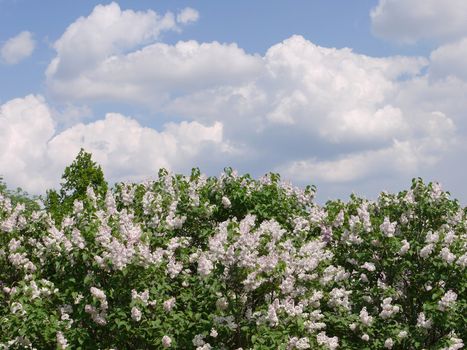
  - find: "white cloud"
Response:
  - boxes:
[370,0,467,44]
[48,114,226,183]
[1,31,35,64]
[176,7,199,24]
[258,36,425,142]
[4,3,466,200]
[0,95,230,193]
[47,40,263,105]
[164,35,428,144]
[48,32,428,143]
[0,95,57,191]
[278,141,420,183]
[42,25,461,196]
[279,113,455,184]
[429,38,467,81]
[46,2,189,80]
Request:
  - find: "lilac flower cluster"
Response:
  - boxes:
[0,173,465,349]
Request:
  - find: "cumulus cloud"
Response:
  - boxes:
[257,36,426,143]
[370,0,467,44]
[42,15,460,196]
[1,31,35,64]
[429,38,467,81]
[48,114,226,182]
[279,112,456,184]
[0,95,56,191]
[0,95,229,193]
[46,2,192,80]
[279,141,420,183]
[4,3,465,200]
[47,30,428,143]
[162,35,430,149]
[176,7,199,24]
[47,40,263,105]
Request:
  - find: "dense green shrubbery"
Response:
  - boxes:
[0,151,465,349]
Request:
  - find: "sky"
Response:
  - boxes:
[1,0,467,204]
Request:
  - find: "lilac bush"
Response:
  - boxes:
[0,159,465,349]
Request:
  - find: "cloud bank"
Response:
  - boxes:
[1,2,467,203]
[370,0,467,44]
[0,95,228,192]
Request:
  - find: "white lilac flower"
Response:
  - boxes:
[197,344,212,350]
[430,182,443,200]
[216,297,228,311]
[84,304,107,326]
[295,337,311,349]
[29,281,40,299]
[425,231,439,244]
[379,297,399,319]
[162,335,172,348]
[320,266,348,286]
[380,217,396,237]
[11,302,25,315]
[361,262,376,272]
[399,240,410,255]
[441,332,464,350]
[304,320,326,332]
[56,332,68,349]
[193,334,205,347]
[328,288,351,310]
[294,217,310,234]
[198,254,214,276]
[359,307,373,326]
[86,186,96,202]
[73,200,84,214]
[267,302,279,326]
[131,306,142,322]
[309,291,324,307]
[105,191,117,215]
[163,297,176,312]
[0,216,15,232]
[316,332,339,350]
[210,328,218,338]
[397,330,408,339]
[419,244,434,258]
[221,196,231,208]
[361,334,369,341]
[438,290,457,311]
[405,190,415,204]
[131,289,150,306]
[59,305,73,322]
[440,247,456,264]
[416,312,432,329]
[357,203,372,232]
[8,238,21,252]
[90,287,106,301]
[333,210,345,227]
[384,338,394,349]
[443,230,456,245]
[71,228,85,249]
[166,258,183,278]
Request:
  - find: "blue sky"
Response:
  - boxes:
[1,0,467,204]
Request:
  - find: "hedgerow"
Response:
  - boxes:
[0,151,465,349]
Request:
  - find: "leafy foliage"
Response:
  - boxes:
[0,153,465,349]
[44,148,108,223]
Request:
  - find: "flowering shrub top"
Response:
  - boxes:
[0,166,465,349]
